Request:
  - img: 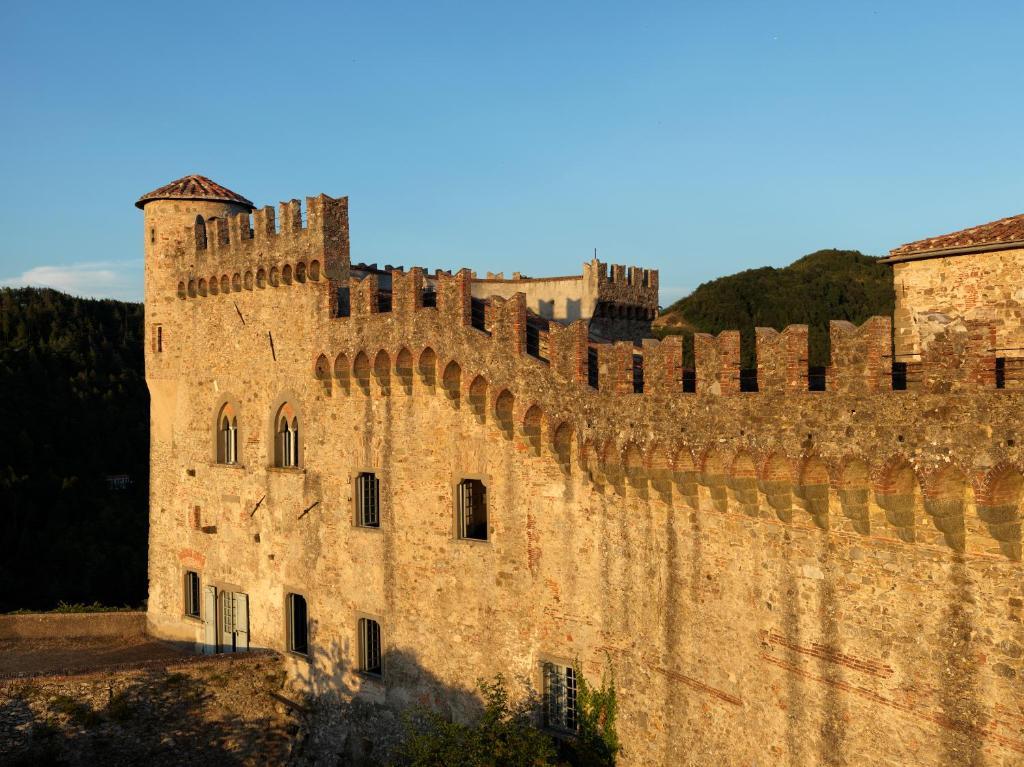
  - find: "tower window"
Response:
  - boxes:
[150,227,156,244]
[184,571,200,619]
[358,617,382,677]
[287,593,309,655]
[457,478,488,541]
[274,403,299,468]
[356,472,380,527]
[217,405,239,465]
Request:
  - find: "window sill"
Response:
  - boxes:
[454,536,491,545]
[267,466,306,475]
[353,523,383,532]
[210,462,246,470]
[182,614,202,624]
[356,670,384,684]
[287,649,311,661]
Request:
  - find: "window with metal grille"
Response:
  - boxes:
[358,617,382,676]
[542,661,577,732]
[287,593,308,655]
[996,357,1006,389]
[682,369,696,393]
[184,571,200,619]
[587,347,599,389]
[632,354,644,393]
[892,361,908,391]
[457,478,488,541]
[356,472,380,527]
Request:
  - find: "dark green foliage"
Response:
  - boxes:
[0,287,148,612]
[657,250,895,367]
[393,675,558,767]
[566,659,619,767]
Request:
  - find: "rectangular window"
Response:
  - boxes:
[422,287,437,308]
[808,366,827,392]
[358,617,382,676]
[152,324,163,353]
[739,368,758,392]
[356,472,380,527]
[587,347,599,389]
[542,661,577,732]
[996,357,1006,389]
[457,478,488,541]
[471,298,487,331]
[682,369,696,393]
[287,593,309,655]
[892,361,908,391]
[184,571,201,618]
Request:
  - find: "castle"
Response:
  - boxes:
[140,175,1024,765]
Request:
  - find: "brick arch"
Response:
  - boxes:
[244,271,254,290]
[333,353,350,394]
[314,353,331,395]
[442,360,461,404]
[798,454,832,529]
[232,273,241,292]
[282,264,293,285]
[209,275,219,295]
[353,351,371,393]
[922,463,970,552]
[295,262,307,283]
[220,274,230,294]
[198,278,207,297]
[977,463,1023,560]
[395,348,414,392]
[521,404,543,455]
[836,455,871,535]
[729,449,759,516]
[759,450,795,522]
[551,421,573,471]
[188,279,197,298]
[873,456,920,543]
[468,374,488,421]
[418,347,437,387]
[373,350,391,393]
[622,441,646,486]
[269,266,280,287]
[177,281,186,299]
[256,268,267,288]
[494,389,514,439]
[309,260,321,281]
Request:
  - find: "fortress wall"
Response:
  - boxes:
[893,246,1024,365]
[146,268,1024,766]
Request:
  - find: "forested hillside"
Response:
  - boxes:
[0,288,148,612]
[655,249,895,367]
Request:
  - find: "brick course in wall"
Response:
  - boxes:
[140,179,1024,766]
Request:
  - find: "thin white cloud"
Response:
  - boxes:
[1,260,143,302]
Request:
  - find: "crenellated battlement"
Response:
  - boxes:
[172,195,349,299]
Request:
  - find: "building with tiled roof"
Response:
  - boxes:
[883,210,1024,360]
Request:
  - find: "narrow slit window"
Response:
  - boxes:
[892,361,908,391]
[287,593,309,655]
[356,472,380,527]
[996,357,1006,389]
[358,617,382,676]
[587,347,599,389]
[457,478,488,541]
[184,571,200,619]
[542,661,577,732]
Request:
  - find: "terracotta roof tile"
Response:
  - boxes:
[135,175,254,210]
[889,212,1024,258]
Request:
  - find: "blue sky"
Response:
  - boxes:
[2,1,1023,304]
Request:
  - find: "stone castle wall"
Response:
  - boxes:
[144,196,1024,766]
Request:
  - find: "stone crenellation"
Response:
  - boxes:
[139,176,1024,767]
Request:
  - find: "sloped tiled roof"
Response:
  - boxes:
[135,175,254,210]
[888,212,1024,260]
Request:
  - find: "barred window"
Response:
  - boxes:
[359,617,382,676]
[287,593,309,655]
[184,571,200,619]
[457,478,488,541]
[542,661,577,732]
[356,472,380,527]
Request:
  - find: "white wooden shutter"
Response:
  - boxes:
[234,593,249,652]
[221,591,236,651]
[203,586,217,654]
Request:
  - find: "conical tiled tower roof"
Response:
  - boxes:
[135,174,255,210]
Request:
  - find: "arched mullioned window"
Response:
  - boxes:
[275,403,299,468]
[216,404,239,465]
[194,215,207,249]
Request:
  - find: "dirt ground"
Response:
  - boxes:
[0,636,191,678]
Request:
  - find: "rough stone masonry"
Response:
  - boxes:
[139,175,1024,766]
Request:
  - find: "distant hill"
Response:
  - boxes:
[0,288,148,612]
[655,249,895,367]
